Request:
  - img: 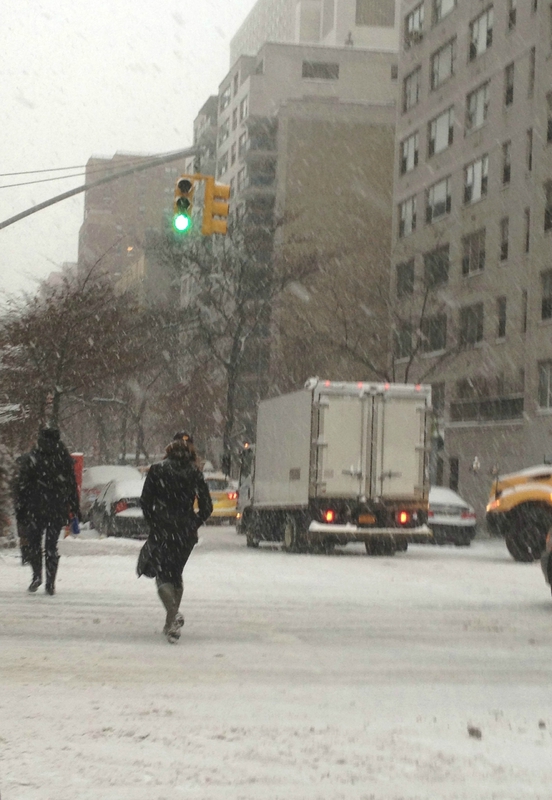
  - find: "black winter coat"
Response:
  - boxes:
[140,453,212,534]
[14,430,79,528]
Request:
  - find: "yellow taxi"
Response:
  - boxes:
[203,472,239,524]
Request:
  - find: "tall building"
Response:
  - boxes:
[78,152,189,302]
[230,0,401,64]
[392,0,552,511]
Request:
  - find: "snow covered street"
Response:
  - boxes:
[1,529,551,800]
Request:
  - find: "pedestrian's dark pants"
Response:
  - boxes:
[27,521,62,587]
[150,526,197,589]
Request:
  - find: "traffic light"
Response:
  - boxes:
[202,176,230,236]
[173,176,194,233]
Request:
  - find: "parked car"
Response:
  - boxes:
[203,472,238,524]
[428,486,477,546]
[541,529,552,595]
[90,477,147,538]
[82,465,142,521]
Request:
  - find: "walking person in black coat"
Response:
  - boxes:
[139,434,212,643]
[14,428,80,595]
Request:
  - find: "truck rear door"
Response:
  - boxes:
[314,393,369,498]
[372,392,427,500]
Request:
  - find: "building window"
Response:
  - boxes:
[233,72,239,95]
[464,155,488,205]
[469,7,493,61]
[255,59,264,75]
[426,177,451,223]
[219,118,230,145]
[238,131,247,157]
[547,93,552,143]
[403,67,421,112]
[432,382,445,416]
[430,38,456,90]
[466,82,489,132]
[525,208,531,252]
[405,3,424,48]
[459,303,484,346]
[396,259,415,297]
[504,63,515,106]
[391,64,398,80]
[424,244,450,288]
[528,47,536,97]
[502,141,511,184]
[302,61,339,80]
[497,297,507,338]
[433,0,456,25]
[527,129,533,171]
[500,217,509,260]
[218,151,229,178]
[399,196,417,237]
[428,107,454,156]
[239,95,249,120]
[462,228,486,275]
[421,314,447,353]
[538,361,552,408]
[449,457,459,492]
[394,325,413,359]
[232,108,238,131]
[545,182,552,231]
[541,269,552,319]
[508,0,517,30]
[522,290,528,333]
[230,143,236,166]
[356,0,395,25]
[237,167,247,191]
[400,131,419,174]
[220,85,231,111]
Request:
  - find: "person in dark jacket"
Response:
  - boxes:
[140,435,212,643]
[14,428,80,595]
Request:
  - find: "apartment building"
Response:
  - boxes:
[230,0,400,64]
[392,0,552,510]
[78,152,189,302]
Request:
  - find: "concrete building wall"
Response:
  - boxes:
[230,0,400,64]
[273,98,396,387]
[392,0,552,514]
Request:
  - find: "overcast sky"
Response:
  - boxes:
[0,0,257,297]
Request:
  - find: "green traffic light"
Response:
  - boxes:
[173,213,191,233]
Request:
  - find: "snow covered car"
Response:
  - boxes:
[81,465,142,521]
[90,477,147,538]
[203,472,238,524]
[541,529,552,595]
[428,486,477,546]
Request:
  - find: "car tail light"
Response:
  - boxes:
[396,510,411,526]
[227,491,238,501]
[546,530,552,553]
[114,500,128,514]
[323,509,335,523]
[461,510,476,520]
[428,510,435,518]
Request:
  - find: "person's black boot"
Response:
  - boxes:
[45,553,59,596]
[28,575,42,593]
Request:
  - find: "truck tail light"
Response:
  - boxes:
[227,491,238,501]
[114,500,128,514]
[397,510,411,526]
[323,509,335,523]
[428,510,435,518]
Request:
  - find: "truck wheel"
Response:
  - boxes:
[504,533,534,562]
[246,535,259,548]
[283,515,305,553]
[365,537,396,556]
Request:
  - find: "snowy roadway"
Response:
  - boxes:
[1,528,551,800]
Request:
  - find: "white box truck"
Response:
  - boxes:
[238,378,433,555]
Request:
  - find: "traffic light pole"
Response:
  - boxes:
[0,147,200,232]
